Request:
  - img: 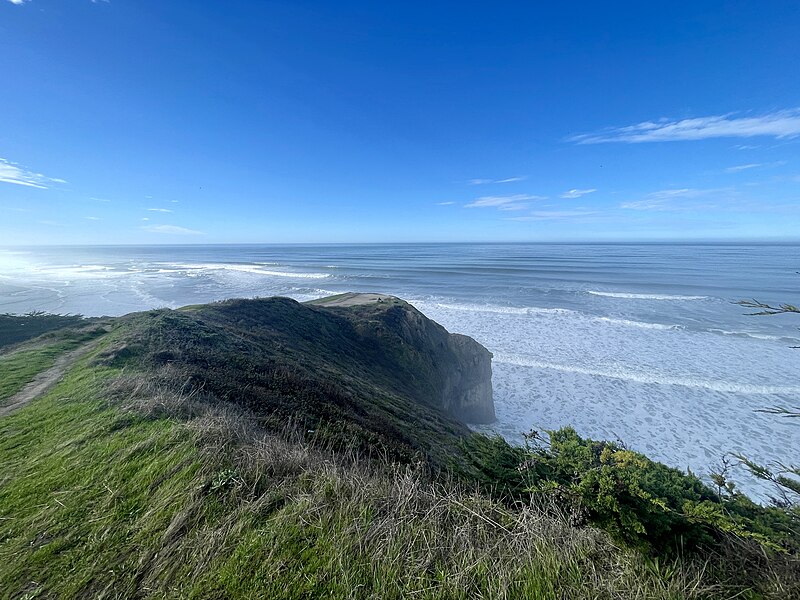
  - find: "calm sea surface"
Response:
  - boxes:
[1,243,797,496]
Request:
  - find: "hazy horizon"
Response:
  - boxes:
[4,239,800,247]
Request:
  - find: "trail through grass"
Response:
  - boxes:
[0,329,104,407]
[0,358,713,599]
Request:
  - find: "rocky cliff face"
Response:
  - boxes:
[314,293,495,424]
[444,334,495,423]
[112,294,496,467]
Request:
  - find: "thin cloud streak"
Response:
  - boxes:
[560,188,597,199]
[143,224,203,235]
[727,163,763,172]
[468,176,526,185]
[146,208,173,213]
[725,160,786,173]
[508,210,598,221]
[570,109,800,144]
[465,194,546,211]
[0,158,65,189]
[621,187,731,211]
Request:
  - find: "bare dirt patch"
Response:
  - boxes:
[0,341,100,418]
[309,292,398,307]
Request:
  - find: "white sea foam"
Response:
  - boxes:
[415,295,800,499]
[31,264,120,278]
[430,301,679,329]
[248,269,330,279]
[494,353,800,395]
[433,301,582,316]
[162,263,331,279]
[435,302,531,315]
[708,328,800,343]
[588,290,708,300]
[594,316,682,330]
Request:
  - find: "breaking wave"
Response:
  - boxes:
[588,291,708,300]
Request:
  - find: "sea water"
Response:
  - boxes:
[1,243,797,498]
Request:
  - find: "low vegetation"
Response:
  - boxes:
[0,363,716,599]
[0,325,105,404]
[0,304,797,598]
[0,312,87,351]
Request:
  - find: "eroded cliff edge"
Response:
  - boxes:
[104,293,495,466]
[312,293,495,424]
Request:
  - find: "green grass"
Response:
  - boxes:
[104,298,479,470]
[0,312,87,351]
[0,352,711,599]
[0,357,205,598]
[0,299,797,598]
[0,338,85,405]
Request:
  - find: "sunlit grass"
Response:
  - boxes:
[0,338,87,405]
[0,358,709,599]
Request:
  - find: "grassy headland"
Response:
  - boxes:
[0,297,797,599]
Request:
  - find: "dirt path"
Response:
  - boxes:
[0,341,100,418]
[309,292,399,307]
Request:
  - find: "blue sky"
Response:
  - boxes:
[1,1,800,244]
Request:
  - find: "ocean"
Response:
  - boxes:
[1,243,797,497]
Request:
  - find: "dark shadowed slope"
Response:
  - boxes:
[100,295,494,470]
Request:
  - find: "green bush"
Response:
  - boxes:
[460,426,799,557]
[517,427,798,554]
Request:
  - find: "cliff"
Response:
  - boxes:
[311,293,495,423]
[103,293,495,466]
[2,301,796,599]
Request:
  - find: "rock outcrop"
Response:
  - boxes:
[444,333,495,423]
[313,293,495,424]
[113,293,495,467]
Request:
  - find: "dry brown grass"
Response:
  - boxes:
[100,371,731,599]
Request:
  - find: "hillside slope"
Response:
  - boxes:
[0,298,797,599]
[100,294,493,469]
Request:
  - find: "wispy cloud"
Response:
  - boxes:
[7,0,29,5]
[620,188,729,211]
[85,216,101,221]
[465,194,546,211]
[436,201,456,206]
[560,188,597,199]
[726,163,762,173]
[146,207,173,213]
[570,109,800,144]
[725,160,786,173]
[143,224,203,235]
[0,158,65,189]
[507,210,598,221]
[468,176,526,185]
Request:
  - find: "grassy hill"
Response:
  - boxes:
[0,297,797,599]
